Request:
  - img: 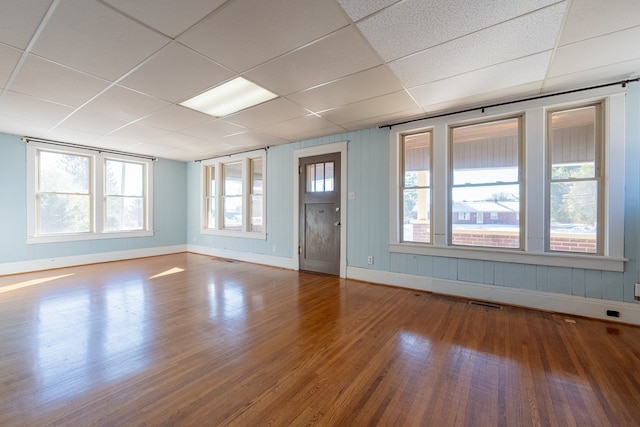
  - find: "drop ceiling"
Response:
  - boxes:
[0,0,639,161]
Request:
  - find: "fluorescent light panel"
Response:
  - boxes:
[180,77,278,117]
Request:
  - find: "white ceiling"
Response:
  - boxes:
[0,0,639,161]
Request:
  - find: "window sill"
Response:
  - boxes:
[389,243,626,272]
[27,230,154,244]
[201,229,267,240]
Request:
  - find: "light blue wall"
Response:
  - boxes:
[0,132,187,264]
[3,82,639,305]
[187,82,640,305]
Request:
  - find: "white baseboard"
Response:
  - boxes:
[347,266,640,326]
[187,245,295,270]
[0,245,187,276]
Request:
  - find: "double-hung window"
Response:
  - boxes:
[401,130,432,243]
[450,116,523,249]
[37,150,92,235]
[27,143,153,243]
[202,150,266,238]
[547,103,603,254]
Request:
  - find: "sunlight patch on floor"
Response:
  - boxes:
[149,267,184,279]
[0,274,74,294]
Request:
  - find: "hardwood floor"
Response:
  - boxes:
[1,253,639,426]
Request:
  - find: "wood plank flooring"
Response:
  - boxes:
[1,252,639,426]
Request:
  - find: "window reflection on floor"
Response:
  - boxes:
[36,281,148,402]
[37,291,91,402]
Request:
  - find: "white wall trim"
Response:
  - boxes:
[293,141,348,277]
[188,244,295,270]
[0,245,187,276]
[347,266,640,326]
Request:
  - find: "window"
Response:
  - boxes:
[547,103,602,254]
[202,150,266,238]
[37,150,91,234]
[105,160,145,232]
[390,88,625,272]
[306,161,334,192]
[250,158,263,232]
[223,162,243,231]
[401,131,432,243]
[27,144,153,243]
[450,117,522,249]
[204,165,216,229]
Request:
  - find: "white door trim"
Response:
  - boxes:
[293,141,348,277]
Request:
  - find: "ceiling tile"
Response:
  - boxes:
[409,52,552,107]
[119,42,234,103]
[45,126,101,144]
[0,44,23,88]
[57,109,130,134]
[151,132,209,148]
[103,0,227,38]
[0,0,52,49]
[153,146,210,162]
[357,0,559,61]
[31,0,169,81]
[336,0,399,22]
[543,58,640,93]
[136,105,212,132]
[108,122,171,141]
[180,120,245,140]
[320,91,419,124]
[389,3,566,88]
[0,91,75,126]
[287,65,404,112]
[221,131,288,150]
[246,27,382,95]
[83,85,170,121]
[418,82,544,116]
[10,55,109,107]
[341,107,423,131]
[0,115,52,138]
[260,114,345,141]
[179,0,349,72]
[548,26,640,79]
[559,0,640,45]
[91,135,144,152]
[223,98,309,129]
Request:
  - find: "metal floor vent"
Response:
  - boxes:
[469,301,503,310]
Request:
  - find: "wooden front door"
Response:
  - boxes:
[299,153,341,275]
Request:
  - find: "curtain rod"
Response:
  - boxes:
[194,146,269,163]
[22,136,158,161]
[380,77,640,129]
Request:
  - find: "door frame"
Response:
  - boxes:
[293,141,348,277]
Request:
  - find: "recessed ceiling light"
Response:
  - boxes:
[180,77,278,117]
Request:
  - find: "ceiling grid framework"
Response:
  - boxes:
[0,0,638,161]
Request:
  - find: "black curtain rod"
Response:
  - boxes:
[22,136,158,161]
[380,77,640,129]
[194,146,269,163]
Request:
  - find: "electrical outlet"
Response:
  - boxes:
[367,256,374,265]
[635,283,640,299]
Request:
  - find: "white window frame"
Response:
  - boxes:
[200,149,266,239]
[449,115,524,250]
[389,87,626,272]
[400,129,433,244]
[26,143,154,244]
